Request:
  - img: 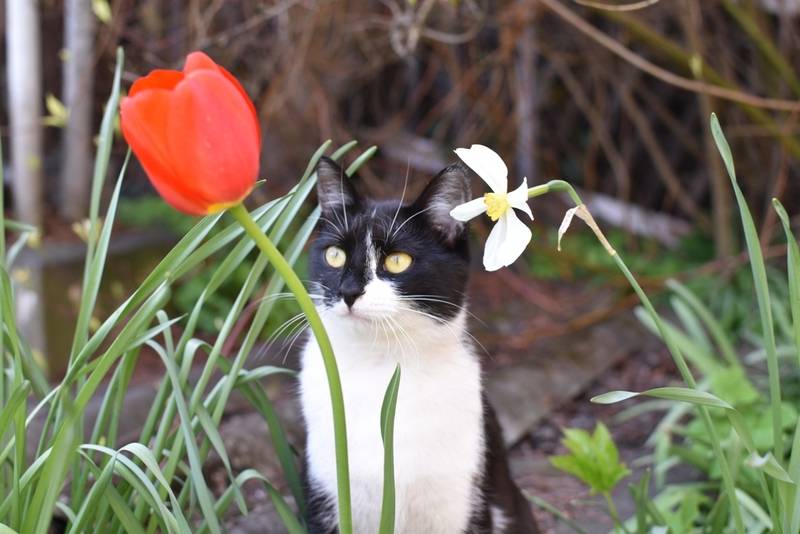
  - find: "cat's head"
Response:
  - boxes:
[308,157,472,330]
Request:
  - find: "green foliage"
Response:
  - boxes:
[0,49,378,532]
[550,423,630,495]
[118,196,310,335]
[526,224,713,282]
[117,195,197,235]
[567,116,800,533]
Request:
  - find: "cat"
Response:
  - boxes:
[298,156,538,534]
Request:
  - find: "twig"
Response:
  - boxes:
[574,0,660,11]
[537,0,800,112]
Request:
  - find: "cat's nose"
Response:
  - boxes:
[340,287,364,309]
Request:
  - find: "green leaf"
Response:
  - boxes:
[711,113,784,460]
[592,387,734,410]
[197,470,304,534]
[549,423,630,494]
[709,367,759,407]
[745,452,794,483]
[378,365,401,534]
[773,197,800,534]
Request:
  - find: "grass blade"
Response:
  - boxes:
[378,365,401,534]
[711,113,783,460]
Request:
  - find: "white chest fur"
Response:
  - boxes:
[299,311,485,534]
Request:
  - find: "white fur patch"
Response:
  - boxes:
[491,505,510,532]
[300,261,484,533]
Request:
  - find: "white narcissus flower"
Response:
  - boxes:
[449,144,533,271]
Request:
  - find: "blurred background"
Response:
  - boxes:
[3,2,800,529]
[4,0,800,248]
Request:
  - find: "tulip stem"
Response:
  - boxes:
[525,180,745,534]
[229,202,352,534]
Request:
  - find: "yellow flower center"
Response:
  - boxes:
[483,192,509,222]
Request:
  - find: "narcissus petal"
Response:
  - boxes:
[508,178,533,220]
[450,197,487,221]
[483,210,532,271]
[455,144,508,194]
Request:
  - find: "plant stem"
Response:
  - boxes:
[603,491,624,534]
[229,202,352,534]
[529,182,745,534]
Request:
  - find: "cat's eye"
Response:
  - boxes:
[324,246,346,268]
[384,252,413,274]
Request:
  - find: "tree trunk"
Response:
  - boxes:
[6,0,44,228]
[61,0,96,221]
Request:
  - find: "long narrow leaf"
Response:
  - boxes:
[378,366,401,534]
[711,113,783,459]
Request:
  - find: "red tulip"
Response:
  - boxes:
[120,52,260,215]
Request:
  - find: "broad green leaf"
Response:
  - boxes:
[709,367,759,407]
[549,423,629,494]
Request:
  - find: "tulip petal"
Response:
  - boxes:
[183,52,259,144]
[183,51,219,73]
[128,69,183,97]
[483,210,532,271]
[121,91,208,214]
[450,198,487,222]
[507,177,533,220]
[167,70,259,207]
[454,145,508,194]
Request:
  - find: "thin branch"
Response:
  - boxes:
[538,0,800,112]
[573,0,661,11]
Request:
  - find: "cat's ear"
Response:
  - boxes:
[412,163,472,243]
[316,157,361,212]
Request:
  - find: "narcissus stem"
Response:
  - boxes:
[229,203,352,534]
[527,181,745,534]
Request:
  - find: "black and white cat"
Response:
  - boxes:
[299,157,538,534]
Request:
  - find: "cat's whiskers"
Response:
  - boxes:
[395,303,491,358]
[317,219,345,239]
[387,314,420,366]
[252,312,308,362]
[327,204,348,238]
[378,316,392,353]
[397,295,485,325]
[339,167,349,231]
[389,205,435,240]
[386,159,411,239]
[281,320,310,365]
